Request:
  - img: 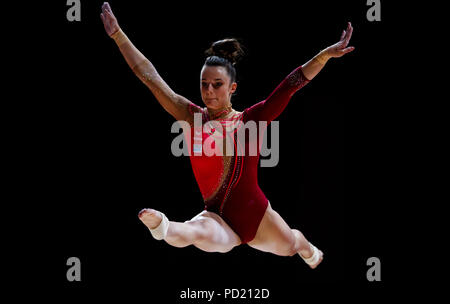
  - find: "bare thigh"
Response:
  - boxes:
[184,210,242,253]
[247,202,296,256]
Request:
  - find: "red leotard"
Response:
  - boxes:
[185,66,310,243]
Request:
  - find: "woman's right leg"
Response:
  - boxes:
[138,209,241,253]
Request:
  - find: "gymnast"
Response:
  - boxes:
[101,2,354,268]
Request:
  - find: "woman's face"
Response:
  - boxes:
[200,65,237,110]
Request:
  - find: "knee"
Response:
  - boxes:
[192,219,237,253]
[194,229,234,253]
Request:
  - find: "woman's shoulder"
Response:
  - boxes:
[187,101,204,114]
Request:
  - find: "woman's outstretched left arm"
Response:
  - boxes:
[302,22,354,80]
[244,22,354,123]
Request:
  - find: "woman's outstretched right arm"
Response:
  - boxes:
[100,2,193,122]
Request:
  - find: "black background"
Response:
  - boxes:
[10,0,393,301]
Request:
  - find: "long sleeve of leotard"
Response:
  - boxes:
[243,66,310,123]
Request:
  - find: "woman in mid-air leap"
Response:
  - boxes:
[101,2,354,269]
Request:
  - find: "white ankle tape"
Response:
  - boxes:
[300,243,320,266]
[149,212,169,240]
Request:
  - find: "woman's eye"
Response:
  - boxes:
[201,82,223,89]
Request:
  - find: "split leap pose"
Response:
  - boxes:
[101,2,354,268]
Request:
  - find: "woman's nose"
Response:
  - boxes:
[205,83,214,92]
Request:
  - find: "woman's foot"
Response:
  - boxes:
[299,245,324,269]
[138,208,163,230]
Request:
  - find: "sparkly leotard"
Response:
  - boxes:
[185,66,309,243]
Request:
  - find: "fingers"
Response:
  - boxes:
[102,2,113,15]
[338,22,353,50]
[105,2,112,12]
[101,7,114,23]
[101,2,109,11]
[100,12,105,23]
[101,2,111,15]
[343,22,353,46]
[341,46,355,54]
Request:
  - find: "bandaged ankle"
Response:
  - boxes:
[149,212,169,240]
[300,242,320,266]
[110,29,129,47]
[314,50,331,65]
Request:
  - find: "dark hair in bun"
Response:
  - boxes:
[204,38,245,83]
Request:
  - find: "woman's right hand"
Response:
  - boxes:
[100,2,120,37]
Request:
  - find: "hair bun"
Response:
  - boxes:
[205,38,244,65]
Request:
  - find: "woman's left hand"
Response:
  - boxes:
[324,22,355,58]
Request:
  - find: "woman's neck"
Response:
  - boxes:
[207,103,233,120]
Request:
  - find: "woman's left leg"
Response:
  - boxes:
[247,202,323,268]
